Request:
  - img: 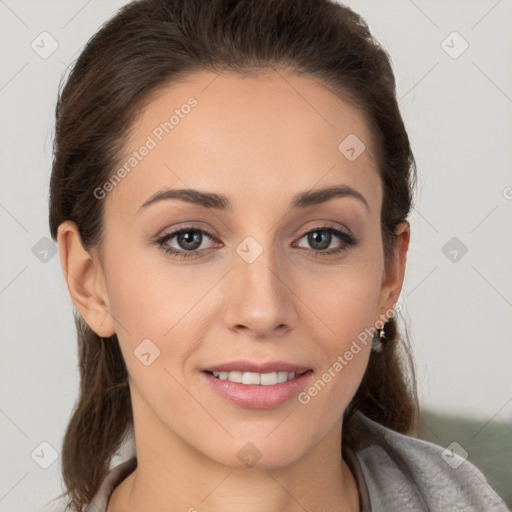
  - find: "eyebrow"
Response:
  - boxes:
[138,184,369,213]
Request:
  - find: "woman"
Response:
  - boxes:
[48,0,509,510]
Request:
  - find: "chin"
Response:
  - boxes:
[200,435,310,470]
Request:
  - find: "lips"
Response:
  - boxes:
[200,359,314,409]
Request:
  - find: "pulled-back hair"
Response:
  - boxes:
[48,0,419,509]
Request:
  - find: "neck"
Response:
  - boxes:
[108,396,359,512]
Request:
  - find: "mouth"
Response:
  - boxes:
[200,360,314,409]
[203,368,312,385]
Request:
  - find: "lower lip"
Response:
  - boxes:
[201,371,313,409]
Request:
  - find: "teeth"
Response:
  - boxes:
[242,372,261,385]
[211,370,297,385]
[277,371,289,383]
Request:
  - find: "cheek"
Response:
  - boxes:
[292,257,381,403]
[103,245,218,378]
[327,281,381,351]
[298,258,382,346]
[104,241,201,333]
[293,273,376,429]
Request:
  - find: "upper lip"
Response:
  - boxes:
[202,360,312,375]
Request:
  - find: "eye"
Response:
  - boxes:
[293,226,357,257]
[155,224,357,260]
[155,227,220,259]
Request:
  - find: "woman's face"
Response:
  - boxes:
[62,70,408,469]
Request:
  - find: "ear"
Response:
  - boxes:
[377,220,410,322]
[57,221,116,338]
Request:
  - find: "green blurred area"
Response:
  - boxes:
[416,408,512,508]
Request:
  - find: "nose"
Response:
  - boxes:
[222,239,298,339]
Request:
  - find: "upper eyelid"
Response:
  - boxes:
[157,224,353,246]
[158,226,218,242]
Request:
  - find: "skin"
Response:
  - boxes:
[58,69,409,512]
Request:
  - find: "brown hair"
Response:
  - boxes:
[48,0,419,509]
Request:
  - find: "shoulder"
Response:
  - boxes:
[350,411,510,512]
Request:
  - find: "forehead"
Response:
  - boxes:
[105,69,381,218]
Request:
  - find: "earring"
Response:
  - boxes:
[371,324,386,353]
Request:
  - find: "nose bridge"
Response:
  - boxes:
[224,233,296,336]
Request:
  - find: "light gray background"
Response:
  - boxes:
[1,1,511,510]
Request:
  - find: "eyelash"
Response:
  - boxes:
[155,225,357,260]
